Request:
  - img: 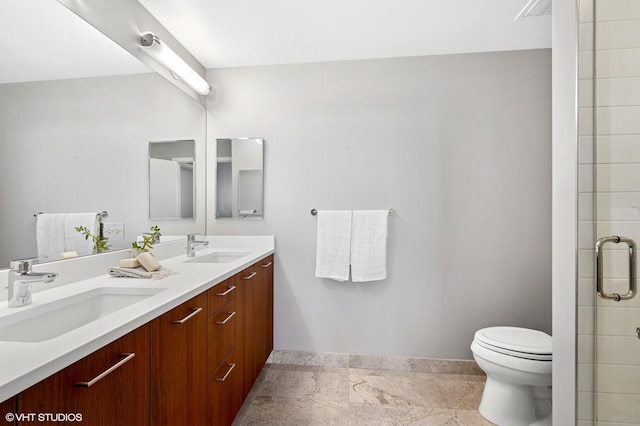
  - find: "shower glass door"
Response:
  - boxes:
[579,0,640,423]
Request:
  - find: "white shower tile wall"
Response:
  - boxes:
[590,0,640,424]
[577,0,595,424]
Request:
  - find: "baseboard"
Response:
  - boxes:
[267,350,484,376]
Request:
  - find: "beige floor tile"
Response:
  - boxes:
[237,396,349,426]
[258,365,350,402]
[349,369,485,410]
[347,404,459,425]
[234,364,491,426]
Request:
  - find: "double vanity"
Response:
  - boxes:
[0,235,274,425]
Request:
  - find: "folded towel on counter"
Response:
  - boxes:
[350,210,388,282]
[315,210,353,281]
[109,266,176,280]
[36,213,67,259]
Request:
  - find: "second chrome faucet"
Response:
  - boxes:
[187,234,209,257]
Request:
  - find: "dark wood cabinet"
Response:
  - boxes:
[1,397,16,425]
[150,292,207,426]
[17,324,150,426]
[238,254,274,400]
[9,254,274,426]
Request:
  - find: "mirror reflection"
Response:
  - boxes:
[0,2,206,268]
[149,140,195,220]
[215,138,264,219]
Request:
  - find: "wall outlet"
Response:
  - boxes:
[103,222,125,240]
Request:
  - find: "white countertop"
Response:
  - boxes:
[0,235,274,402]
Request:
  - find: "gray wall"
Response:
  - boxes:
[0,73,206,267]
[206,49,552,360]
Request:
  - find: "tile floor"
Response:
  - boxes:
[233,363,494,425]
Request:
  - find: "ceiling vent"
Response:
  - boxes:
[515,0,551,20]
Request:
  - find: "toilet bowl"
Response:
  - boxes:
[470,326,552,426]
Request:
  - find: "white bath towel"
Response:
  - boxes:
[64,213,99,256]
[36,213,67,260]
[351,210,388,282]
[315,210,352,281]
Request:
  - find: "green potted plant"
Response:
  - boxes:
[131,225,162,256]
[75,226,110,253]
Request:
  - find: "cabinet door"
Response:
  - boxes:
[150,293,207,426]
[237,263,259,397]
[238,255,274,397]
[17,324,150,426]
[207,349,241,426]
[1,397,16,425]
[259,255,274,363]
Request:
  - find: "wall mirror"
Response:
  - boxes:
[149,140,195,220]
[215,138,264,219]
[0,1,206,268]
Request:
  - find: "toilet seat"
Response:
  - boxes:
[474,327,552,361]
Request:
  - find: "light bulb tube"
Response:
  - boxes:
[141,32,211,96]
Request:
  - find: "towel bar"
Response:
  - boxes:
[310,208,392,216]
[34,211,109,221]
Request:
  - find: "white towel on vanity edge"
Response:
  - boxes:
[315,210,352,281]
[351,210,388,282]
[64,213,99,256]
[36,213,67,259]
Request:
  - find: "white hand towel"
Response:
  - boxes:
[36,213,67,260]
[64,213,99,256]
[351,210,388,282]
[315,210,352,281]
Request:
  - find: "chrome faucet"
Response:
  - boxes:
[187,234,209,257]
[7,259,58,308]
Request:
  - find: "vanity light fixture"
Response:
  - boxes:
[140,32,211,96]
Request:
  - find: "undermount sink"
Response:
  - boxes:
[0,287,165,343]
[184,251,250,264]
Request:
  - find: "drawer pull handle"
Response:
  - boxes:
[171,307,203,324]
[74,353,135,387]
[215,286,236,296]
[242,272,257,280]
[216,311,236,325]
[216,363,236,382]
[261,261,273,268]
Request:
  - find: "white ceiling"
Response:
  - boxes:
[0,0,550,84]
[138,0,551,69]
[0,0,149,84]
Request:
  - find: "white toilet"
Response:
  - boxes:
[470,326,552,426]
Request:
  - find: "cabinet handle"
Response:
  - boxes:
[242,272,257,280]
[73,353,135,387]
[215,363,236,382]
[215,285,236,296]
[171,307,203,324]
[261,261,273,268]
[215,311,236,325]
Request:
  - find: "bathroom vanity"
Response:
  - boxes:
[0,236,274,426]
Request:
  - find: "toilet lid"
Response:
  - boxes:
[475,327,552,361]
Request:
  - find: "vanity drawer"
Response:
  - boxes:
[207,298,237,373]
[207,349,241,426]
[208,277,236,315]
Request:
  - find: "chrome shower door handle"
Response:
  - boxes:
[596,236,637,302]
